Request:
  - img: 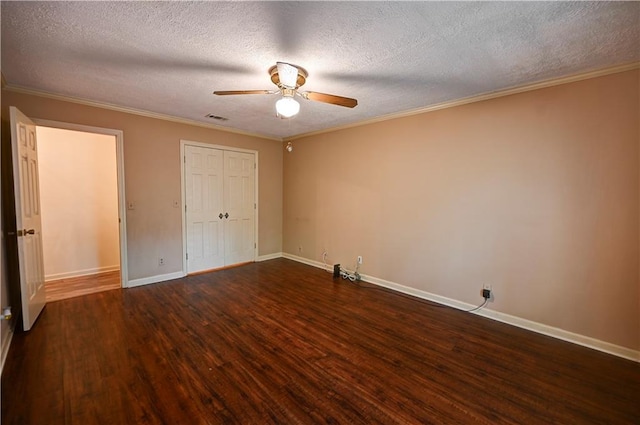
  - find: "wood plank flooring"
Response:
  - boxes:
[45,270,121,302]
[2,259,638,424]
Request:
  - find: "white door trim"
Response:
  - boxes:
[180,140,259,275]
[33,119,129,288]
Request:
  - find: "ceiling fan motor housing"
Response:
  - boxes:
[269,64,308,89]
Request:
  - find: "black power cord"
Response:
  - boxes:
[324,254,491,313]
[347,275,491,313]
[462,298,489,312]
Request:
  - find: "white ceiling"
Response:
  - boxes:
[2,1,639,140]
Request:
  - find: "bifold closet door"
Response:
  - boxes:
[223,150,255,265]
[185,145,225,272]
[185,145,255,273]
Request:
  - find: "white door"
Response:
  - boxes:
[185,145,224,273]
[10,106,47,331]
[184,144,256,273]
[223,150,255,265]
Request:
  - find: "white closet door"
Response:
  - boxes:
[185,145,224,273]
[223,150,255,265]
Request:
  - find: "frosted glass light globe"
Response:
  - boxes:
[275,96,300,118]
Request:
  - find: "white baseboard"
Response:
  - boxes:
[474,309,640,363]
[126,271,186,288]
[362,274,640,362]
[45,265,120,281]
[282,253,327,269]
[256,252,283,262]
[283,253,640,362]
[1,326,14,375]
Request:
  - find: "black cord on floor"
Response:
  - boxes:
[462,298,488,312]
[346,278,489,313]
[324,258,489,313]
[345,279,448,309]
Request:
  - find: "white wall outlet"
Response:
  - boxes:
[159,257,165,266]
[357,256,363,264]
[483,284,492,291]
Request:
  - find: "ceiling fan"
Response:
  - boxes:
[214,62,358,118]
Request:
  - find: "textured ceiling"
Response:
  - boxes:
[2,1,639,140]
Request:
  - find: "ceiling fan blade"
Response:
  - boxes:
[276,62,299,88]
[303,91,358,108]
[213,90,274,95]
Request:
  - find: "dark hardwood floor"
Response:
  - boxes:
[2,259,638,424]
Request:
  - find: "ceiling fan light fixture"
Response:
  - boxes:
[214,62,357,118]
[275,96,300,118]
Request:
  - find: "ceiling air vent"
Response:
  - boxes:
[205,114,228,121]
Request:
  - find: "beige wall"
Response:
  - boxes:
[1,90,283,281]
[2,70,637,353]
[37,127,120,280]
[284,70,640,351]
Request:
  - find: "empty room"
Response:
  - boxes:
[1,2,639,424]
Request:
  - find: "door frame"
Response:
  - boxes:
[179,140,259,275]
[34,119,129,288]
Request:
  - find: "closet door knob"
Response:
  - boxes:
[219,213,224,219]
[224,212,229,219]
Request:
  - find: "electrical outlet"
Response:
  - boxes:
[298,246,303,253]
[482,284,493,301]
[159,257,165,266]
[357,256,363,264]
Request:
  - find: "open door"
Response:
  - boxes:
[9,107,46,330]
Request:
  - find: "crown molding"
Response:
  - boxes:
[285,61,640,141]
[3,61,637,143]
[1,84,282,142]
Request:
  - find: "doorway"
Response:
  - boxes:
[34,120,128,299]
